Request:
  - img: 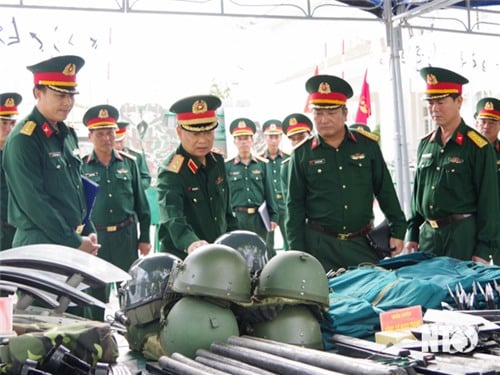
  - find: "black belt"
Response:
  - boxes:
[426,213,473,229]
[234,206,258,214]
[95,216,135,232]
[307,220,372,240]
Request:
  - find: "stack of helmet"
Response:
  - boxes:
[247,250,330,350]
[118,252,181,359]
[159,244,252,359]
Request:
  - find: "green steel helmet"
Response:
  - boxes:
[254,251,330,307]
[170,244,252,302]
[118,252,181,325]
[214,230,268,275]
[159,296,239,359]
[249,305,323,350]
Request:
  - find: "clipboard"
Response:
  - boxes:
[81,175,99,228]
[258,201,272,232]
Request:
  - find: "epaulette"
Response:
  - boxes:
[294,134,313,150]
[126,146,142,154]
[420,129,435,140]
[255,155,269,163]
[354,128,379,142]
[118,150,137,161]
[211,147,225,156]
[20,121,37,136]
[281,157,290,165]
[224,156,236,164]
[467,130,488,148]
[166,154,185,173]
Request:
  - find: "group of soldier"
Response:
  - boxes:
[0,54,499,322]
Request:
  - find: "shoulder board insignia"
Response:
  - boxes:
[255,155,269,163]
[210,147,225,156]
[167,154,185,173]
[282,151,291,157]
[20,121,37,136]
[467,130,488,148]
[118,150,137,161]
[126,147,142,154]
[224,156,236,164]
[281,157,290,165]
[355,128,379,142]
[295,134,313,150]
[421,129,435,140]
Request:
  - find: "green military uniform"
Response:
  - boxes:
[280,113,313,212]
[116,121,152,190]
[407,67,500,261]
[259,119,289,250]
[226,118,278,255]
[0,92,22,250]
[82,105,151,321]
[157,94,239,259]
[3,109,92,247]
[157,146,238,259]
[286,75,406,272]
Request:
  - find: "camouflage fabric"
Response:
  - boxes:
[0,321,118,374]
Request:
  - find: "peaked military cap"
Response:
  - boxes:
[349,123,372,133]
[474,97,500,121]
[419,66,468,100]
[170,94,221,132]
[115,121,129,141]
[262,119,283,135]
[282,113,313,137]
[0,92,22,120]
[305,74,353,110]
[230,118,256,136]
[83,104,119,130]
[27,55,85,94]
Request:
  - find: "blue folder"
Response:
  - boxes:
[81,175,99,228]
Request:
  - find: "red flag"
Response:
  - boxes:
[304,65,319,113]
[355,69,371,124]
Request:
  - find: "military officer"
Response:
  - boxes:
[259,119,289,250]
[0,92,22,250]
[286,75,406,271]
[226,118,278,257]
[405,67,499,263]
[114,121,152,190]
[280,113,313,204]
[82,104,151,320]
[474,97,500,198]
[157,95,238,259]
[2,55,99,255]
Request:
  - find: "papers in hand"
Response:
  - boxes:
[258,201,272,232]
[81,175,99,228]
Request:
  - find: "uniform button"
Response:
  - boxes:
[344,205,348,209]
[56,165,61,169]
[317,169,322,173]
[336,149,340,152]
[247,199,252,203]
[210,197,213,201]
[358,163,362,167]
[429,205,433,210]
[109,209,113,214]
[193,198,197,203]
[339,166,343,170]
[440,149,444,153]
[107,179,111,183]
[246,187,250,191]
[436,167,440,171]
[342,226,347,230]
[109,193,112,197]
[76,184,80,190]
[214,217,217,221]
[342,185,346,189]
[431,185,435,190]
[245,177,248,180]
[273,179,277,183]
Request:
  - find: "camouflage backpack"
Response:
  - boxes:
[0,321,118,374]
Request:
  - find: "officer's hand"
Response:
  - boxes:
[389,238,404,256]
[270,221,278,231]
[79,235,101,255]
[138,242,152,256]
[187,240,209,254]
[405,241,419,253]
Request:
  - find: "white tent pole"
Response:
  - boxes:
[384,0,412,216]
